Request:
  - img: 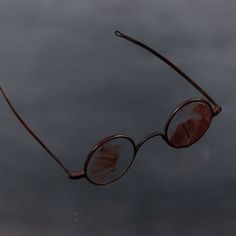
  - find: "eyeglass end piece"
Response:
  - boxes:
[69,171,86,180]
[213,105,222,116]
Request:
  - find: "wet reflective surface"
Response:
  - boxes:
[0,0,235,235]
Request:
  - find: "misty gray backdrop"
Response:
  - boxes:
[0,0,234,235]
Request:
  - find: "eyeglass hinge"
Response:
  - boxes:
[69,171,86,180]
[213,105,222,116]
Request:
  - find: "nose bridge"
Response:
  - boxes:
[136,132,165,152]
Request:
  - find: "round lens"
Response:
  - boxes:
[86,137,135,185]
[167,101,213,148]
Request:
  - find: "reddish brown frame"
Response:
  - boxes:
[0,30,222,185]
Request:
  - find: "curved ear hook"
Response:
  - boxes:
[115,30,222,116]
[115,31,123,37]
[0,85,83,178]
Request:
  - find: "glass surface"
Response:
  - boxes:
[167,101,212,147]
[0,0,233,235]
[86,137,135,185]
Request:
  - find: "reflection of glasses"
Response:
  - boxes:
[1,31,222,186]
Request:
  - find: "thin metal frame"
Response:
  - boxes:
[115,31,222,116]
[164,98,214,148]
[0,30,222,185]
[84,135,136,185]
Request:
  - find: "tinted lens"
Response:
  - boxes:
[86,137,135,185]
[167,101,212,148]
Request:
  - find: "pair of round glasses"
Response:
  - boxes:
[1,31,222,185]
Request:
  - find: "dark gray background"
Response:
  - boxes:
[0,0,234,235]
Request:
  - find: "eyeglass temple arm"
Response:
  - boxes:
[0,86,85,179]
[115,31,222,115]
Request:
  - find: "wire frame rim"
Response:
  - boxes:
[164,98,214,148]
[84,134,136,185]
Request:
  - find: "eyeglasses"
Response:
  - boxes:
[1,30,222,186]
